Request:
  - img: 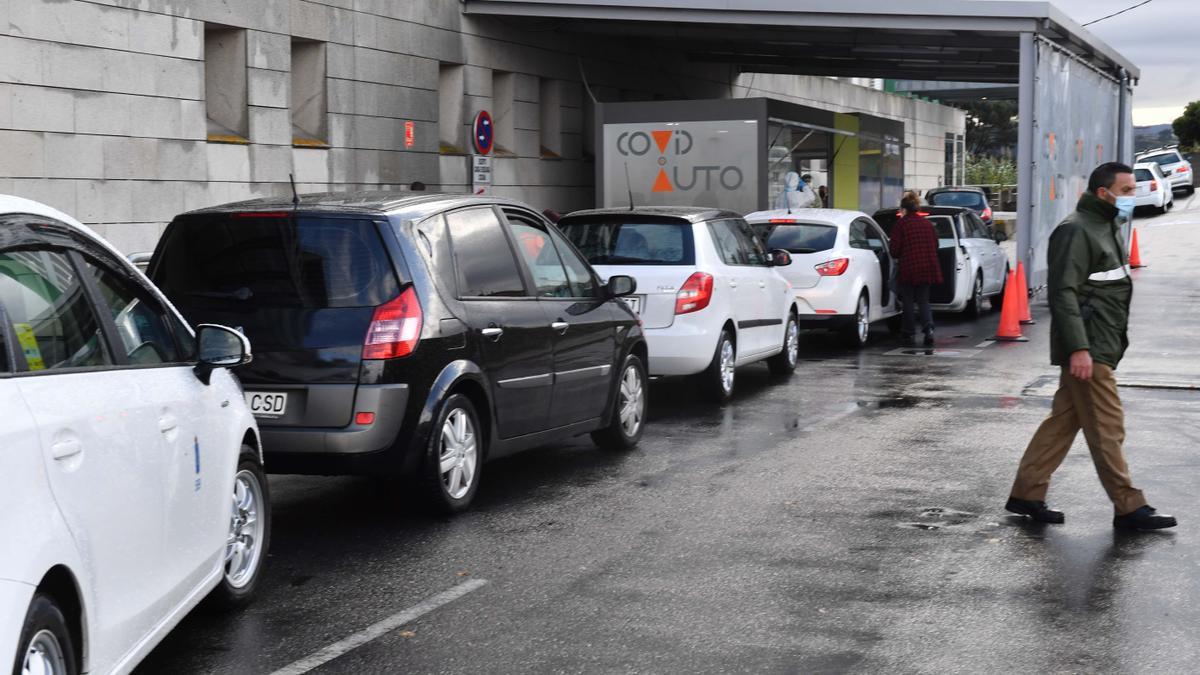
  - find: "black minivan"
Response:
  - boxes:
[149,192,648,512]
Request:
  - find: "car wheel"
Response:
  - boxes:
[965,273,985,318]
[767,311,799,375]
[701,328,736,404]
[592,353,647,451]
[419,393,482,514]
[207,450,271,610]
[1187,185,1196,195]
[14,594,78,675]
[841,292,870,349]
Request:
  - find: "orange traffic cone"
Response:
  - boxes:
[1129,228,1146,268]
[993,269,1029,342]
[1016,261,1035,325]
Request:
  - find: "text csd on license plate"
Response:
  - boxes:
[245,392,287,418]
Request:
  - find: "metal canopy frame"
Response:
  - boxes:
[464,0,1139,83]
[466,0,1139,282]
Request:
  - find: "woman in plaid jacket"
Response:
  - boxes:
[888,193,944,346]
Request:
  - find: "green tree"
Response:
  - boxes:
[963,100,1019,158]
[1173,101,1200,150]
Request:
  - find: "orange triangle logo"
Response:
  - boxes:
[651,130,672,154]
[652,168,673,192]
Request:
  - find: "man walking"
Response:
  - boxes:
[888,193,942,346]
[1007,162,1176,530]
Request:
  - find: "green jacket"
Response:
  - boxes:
[1047,192,1132,369]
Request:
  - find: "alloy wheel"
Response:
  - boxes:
[439,408,478,500]
[856,296,869,343]
[785,317,799,367]
[618,363,645,437]
[22,629,67,675]
[720,338,735,394]
[974,276,984,312]
[225,469,266,589]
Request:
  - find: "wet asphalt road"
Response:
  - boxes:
[140,194,1200,674]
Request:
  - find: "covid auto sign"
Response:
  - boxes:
[603,120,758,214]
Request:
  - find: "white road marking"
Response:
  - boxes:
[975,339,995,348]
[269,579,488,675]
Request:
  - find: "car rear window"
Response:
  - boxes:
[1139,152,1180,167]
[873,212,957,248]
[557,218,694,265]
[750,222,838,254]
[1134,168,1154,182]
[928,191,986,209]
[153,215,400,308]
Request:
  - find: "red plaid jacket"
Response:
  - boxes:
[888,214,944,285]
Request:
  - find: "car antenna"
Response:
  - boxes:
[288,173,300,208]
[624,162,635,211]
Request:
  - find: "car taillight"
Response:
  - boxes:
[1150,180,1158,192]
[363,286,422,359]
[815,258,849,276]
[675,272,714,315]
[983,206,993,221]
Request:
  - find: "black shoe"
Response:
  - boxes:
[1113,505,1177,530]
[923,333,935,347]
[1005,497,1065,523]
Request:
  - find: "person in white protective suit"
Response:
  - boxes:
[774,171,820,210]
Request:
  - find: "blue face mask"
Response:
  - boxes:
[1114,195,1136,220]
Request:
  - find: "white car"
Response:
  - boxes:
[558,207,799,402]
[744,208,902,348]
[1133,162,1175,214]
[872,206,1010,318]
[1135,147,1194,194]
[0,196,269,675]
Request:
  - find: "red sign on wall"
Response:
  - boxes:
[404,121,415,149]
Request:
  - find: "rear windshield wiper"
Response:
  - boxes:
[184,287,254,301]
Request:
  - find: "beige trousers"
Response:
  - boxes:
[1011,364,1147,515]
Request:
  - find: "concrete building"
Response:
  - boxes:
[0,0,964,253]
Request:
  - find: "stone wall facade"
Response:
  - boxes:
[0,0,965,253]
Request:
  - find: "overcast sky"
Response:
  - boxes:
[1035,0,1198,125]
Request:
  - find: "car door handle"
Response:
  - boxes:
[481,327,504,341]
[51,438,82,460]
[551,321,569,334]
[159,415,178,434]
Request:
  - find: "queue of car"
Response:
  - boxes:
[2,187,1010,674]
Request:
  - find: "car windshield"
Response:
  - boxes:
[749,222,838,254]
[1134,168,1154,182]
[153,215,400,308]
[928,191,986,209]
[1139,153,1180,167]
[557,219,694,265]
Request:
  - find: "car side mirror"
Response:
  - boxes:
[994,231,1009,243]
[770,249,792,266]
[606,275,637,297]
[194,324,252,385]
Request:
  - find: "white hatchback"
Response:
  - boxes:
[558,207,799,402]
[1133,162,1175,214]
[1135,147,1194,194]
[744,209,902,348]
[0,196,269,675]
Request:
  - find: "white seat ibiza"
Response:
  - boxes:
[744,208,902,348]
[558,206,799,403]
[0,196,269,675]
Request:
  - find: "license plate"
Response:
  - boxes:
[622,295,643,314]
[245,392,288,418]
